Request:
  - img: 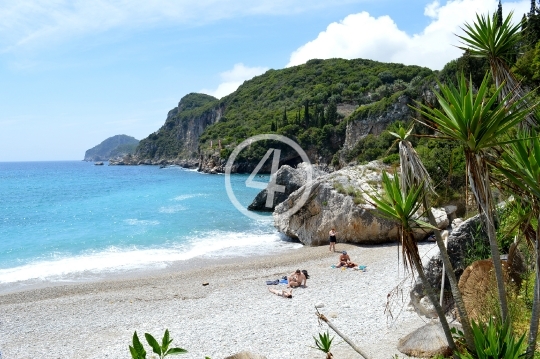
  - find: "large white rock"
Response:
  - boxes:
[273,161,431,245]
[430,207,449,229]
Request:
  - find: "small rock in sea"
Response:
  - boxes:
[315,302,325,308]
[202,282,209,286]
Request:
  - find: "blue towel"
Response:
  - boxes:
[266,280,279,285]
[279,279,288,284]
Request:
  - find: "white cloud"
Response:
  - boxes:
[200,63,269,99]
[287,0,530,70]
[0,0,359,51]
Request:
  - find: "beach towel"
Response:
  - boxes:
[266,280,279,285]
[279,279,288,284]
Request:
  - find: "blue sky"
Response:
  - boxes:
[0,0,530,161]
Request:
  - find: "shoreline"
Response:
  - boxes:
[0,238,304,296]
[0,242,440,359]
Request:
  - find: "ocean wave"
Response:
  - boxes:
[0,230,302,284]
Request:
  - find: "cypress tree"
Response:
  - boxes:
[326,102,338,125]
[532,0,537,15]
[496,0,503,27]
[271,122,276,132]
[282,108,288,126]
[304,100,310,128]
[319,105,326,128]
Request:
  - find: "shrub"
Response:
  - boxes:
[456,319,526,359]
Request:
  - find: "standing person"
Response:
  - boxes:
[329,228,337,252]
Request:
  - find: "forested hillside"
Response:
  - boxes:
[131,58,434,167]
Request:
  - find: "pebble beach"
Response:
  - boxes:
[0,242,440,359]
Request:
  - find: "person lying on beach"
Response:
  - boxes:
[268,287,293,298]
[287,269,307,288]
[336,251,357,268]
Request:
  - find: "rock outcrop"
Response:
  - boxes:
[110,93,221,168]
[273,161,443,245]
[343,95,412,150]
[84,135,139,162]
[248,163,327,212]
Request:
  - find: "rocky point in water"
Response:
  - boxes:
[248,163,327,212]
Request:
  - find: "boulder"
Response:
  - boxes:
[397,322,454,358]
[273,161,431,245]
[409,283,438,319]
[248,163,326,212]
[430,208,449,229]
[423,214,486,291]
[444,205,458,222]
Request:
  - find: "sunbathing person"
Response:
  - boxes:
[336,251,357,268]
[268,287,293,298]
[287,269,307,288]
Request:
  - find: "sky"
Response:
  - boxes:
[0,0,531,161]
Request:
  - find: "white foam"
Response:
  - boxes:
[123,219,160,226]
[0,230,302,284]
[172,194,203,201]
[158,205,186,213]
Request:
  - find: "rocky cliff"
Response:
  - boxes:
[84,135,139,162]
[110,93,221,167]
[343,95,412,150]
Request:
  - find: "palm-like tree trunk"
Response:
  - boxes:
[468,152,509,321]
[489,58,537,129]
[406,227,456,351]
[425,203,475,352]
[398,137,475,351]
[526,214,540,358]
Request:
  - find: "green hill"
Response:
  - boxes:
[84,135,139,161]
[133,58,434,168]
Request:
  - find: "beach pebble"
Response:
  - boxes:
[0,242,439,359]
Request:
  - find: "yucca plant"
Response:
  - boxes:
[490,130,540,358]
[366,171,456,351]
[457,318,526,359]
[388,125,475,352]
[458,11,537,128]
[313,331,334,359]
[415,72,538,323]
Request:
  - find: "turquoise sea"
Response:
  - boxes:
[0,161,301,290]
